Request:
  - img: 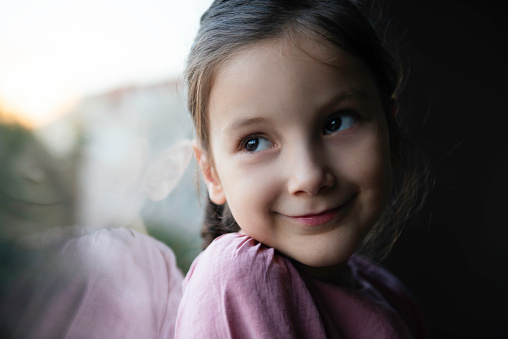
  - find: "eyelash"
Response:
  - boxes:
[238,134,273,153]
[322,111,360,135]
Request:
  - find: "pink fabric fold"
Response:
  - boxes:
[176,233,428,339]
[1,228,183,339]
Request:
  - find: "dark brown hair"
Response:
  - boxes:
[186,0,432,261]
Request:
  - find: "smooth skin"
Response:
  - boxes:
[196,36,394,283]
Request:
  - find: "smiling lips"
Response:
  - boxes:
[287,205,344,226]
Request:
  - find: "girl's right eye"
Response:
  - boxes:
[241,136,274,152]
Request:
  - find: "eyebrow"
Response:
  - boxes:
[223,117,270,136]
[222,89,371,135]
[319,89,370,112]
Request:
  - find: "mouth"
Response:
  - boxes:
[285,200,351,226]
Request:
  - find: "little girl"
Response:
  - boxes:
[176,0,431,338]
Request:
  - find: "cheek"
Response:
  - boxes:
[359,134,393,212]
[215,158,280,224]
[338,126,393,211]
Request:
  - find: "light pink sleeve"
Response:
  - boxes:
[0,228,183,339]
[175,233,326,339]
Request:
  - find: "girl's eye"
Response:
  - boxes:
[242,136,273,152]
[323,112,358,134]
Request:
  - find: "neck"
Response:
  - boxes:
[292,260,360,288]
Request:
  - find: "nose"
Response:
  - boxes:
[286,143,335,196]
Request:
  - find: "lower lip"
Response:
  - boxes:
[288,206,343,226]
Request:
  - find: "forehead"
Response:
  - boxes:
[214,36,348,84]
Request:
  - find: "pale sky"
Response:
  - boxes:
[0,0,213,127]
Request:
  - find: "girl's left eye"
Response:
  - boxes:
[241,136,274,152]
[323,112,359,134]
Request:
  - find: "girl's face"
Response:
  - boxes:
[197,37,393,269]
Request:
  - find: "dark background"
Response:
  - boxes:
[383,1,508,338]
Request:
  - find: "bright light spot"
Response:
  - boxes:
[0,0,213,128]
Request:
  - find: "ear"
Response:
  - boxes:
[142,139,193,201]
[193,141,226,205]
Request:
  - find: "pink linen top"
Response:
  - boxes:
[175,233,428,339]
[0,228,183,339]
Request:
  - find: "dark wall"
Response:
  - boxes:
[384,1,508,338]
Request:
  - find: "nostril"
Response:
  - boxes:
[288,166,335,196]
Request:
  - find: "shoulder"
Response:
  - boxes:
[201,232,275,263]
[185,233,294,288]
[176,233,324,338]
[1,227,183,339]
[62,227,180,272]
[349,254,408,293]
[350,254,428,339]
[17,226,180,273]
[61,227,184,317]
